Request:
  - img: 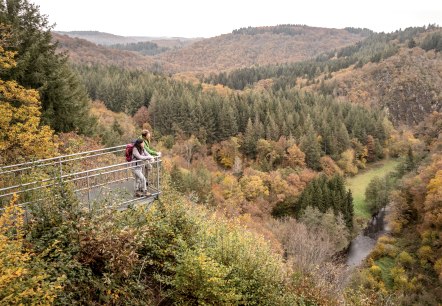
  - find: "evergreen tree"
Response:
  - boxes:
[405,146,415,171]
[344,190,354,229]
[218,103,238,140]
[336,123,351,156]
[0,0,95,134]
[242,118,257,157]
[300,116,322,170]
[292,174,353,230]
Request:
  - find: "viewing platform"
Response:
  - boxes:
[0,145,161,213]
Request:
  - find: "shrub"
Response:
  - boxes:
[397,251,415,267]
[0,195,64,304]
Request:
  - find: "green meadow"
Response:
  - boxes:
[346,159,399,219]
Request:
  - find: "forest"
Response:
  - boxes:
[0,0,441,305]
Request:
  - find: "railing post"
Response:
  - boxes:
[58,157,63,181]
[157,157,160,193]
[86,170,91,212]
[58,156,65,199]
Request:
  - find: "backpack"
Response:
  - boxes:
[125,140,137,162]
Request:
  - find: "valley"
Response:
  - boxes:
[1,1,441,304]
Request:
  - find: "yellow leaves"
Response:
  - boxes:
[90,100,137,143]
[434,258,442,282]
[0,48,58,164]
[173,248,241,304]
[239,175,269,201]
[426,169,442,203]
[0,195,62,304]
[370,235,398,260]
[286,144,306,168]
[337,149,358,176]
[390,266,408,289]
[0,46,16,70]
[212,137,240,169]
[369,264,382,278]
[397,251,415,267]
[220,174,243,200]
[417,245,434,265]
[423,169,442,229]
[403,130,420,145]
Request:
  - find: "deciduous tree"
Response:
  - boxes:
[0,42,57,164]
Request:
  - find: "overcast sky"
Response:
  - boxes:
[31,0,442,38]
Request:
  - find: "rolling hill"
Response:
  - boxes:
[53,33,173,72]
[53,25,369,74]
[56,30,201,48]
[156,25,369,73]
[307,29,442,125]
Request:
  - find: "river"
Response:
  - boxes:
[346,206,390,266]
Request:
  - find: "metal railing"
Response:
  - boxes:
[0,145,162,211]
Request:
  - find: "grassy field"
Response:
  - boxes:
[346,159,399,219]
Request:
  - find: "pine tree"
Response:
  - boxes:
[0,0,95,134]
[300,116,322,170]
[405,146,415,171]
[242,118,257,157]
[218,103,238,140]
[344,190,354,229]
[366,135,376,162]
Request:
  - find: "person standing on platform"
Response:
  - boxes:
[140,130,162,158]
[132,139,153,197]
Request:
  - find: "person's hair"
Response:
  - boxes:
[135,138,143,146]
[141,130,149,137]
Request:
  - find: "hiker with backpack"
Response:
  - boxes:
[126,138,154,197]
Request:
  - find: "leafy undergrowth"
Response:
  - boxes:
[1,181,338,305]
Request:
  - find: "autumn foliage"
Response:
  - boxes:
[0,43,58,164]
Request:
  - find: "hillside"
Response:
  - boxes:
[54,25,369,74]
[156,25,369,73]
[56,31,146,45]
[53,33,176,72]
[203,27,442,126]
[309,29,442,125]
[319,47,442,125]
[55,30,202,48]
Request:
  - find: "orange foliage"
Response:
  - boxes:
[133,106,149,128]
[286,144,306,168]
[90,100,137,143]
[212,137,240,169]
[320,156,344,177]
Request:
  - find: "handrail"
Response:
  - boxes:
[0,157,161,194]
[0,145,126,175]
[1,144,125,169]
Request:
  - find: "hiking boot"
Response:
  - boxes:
[143,191,151,197]
[135,191,144,197]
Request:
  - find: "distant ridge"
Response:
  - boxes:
[155,25,370,73]
[55,30,202,47]
[53,25,370,74]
